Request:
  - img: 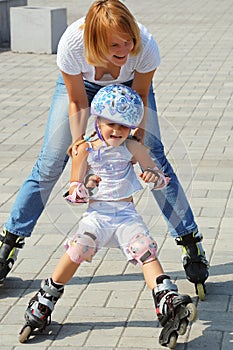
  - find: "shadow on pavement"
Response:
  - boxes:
[1,262,232,298]
[2,264,232,349]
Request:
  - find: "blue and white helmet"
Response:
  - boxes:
[91,84,144,129]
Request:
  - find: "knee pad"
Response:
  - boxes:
[65,232,97,264]
[128,234,158,265]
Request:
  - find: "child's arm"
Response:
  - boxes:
[126,139,170,189]
[64,141,101,204]
[70,141,89,184]
[63,142,90,204]
[126,139,155,168]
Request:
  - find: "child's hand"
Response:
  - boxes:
[140,170,159,183]
[63,182,89,205]
[84,174,102,196]
[139,167,171,190]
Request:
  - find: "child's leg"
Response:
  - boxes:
[20,231,97,341]
[52,252,80,284]
[52,229,97,285]
[142,259,197,348]
[142,258,164,290]
[20,253,79,337]
[19,276,65,342]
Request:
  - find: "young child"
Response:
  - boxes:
[19,85,197,348]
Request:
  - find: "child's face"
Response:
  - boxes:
[98,118,131,146]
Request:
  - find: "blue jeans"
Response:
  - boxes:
[5,74,197,238]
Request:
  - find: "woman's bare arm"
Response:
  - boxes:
[61,71,89,142]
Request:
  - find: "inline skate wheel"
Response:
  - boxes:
[186,303,197,322]
[19,325,32,343]
[196,283,206,301]
[167,331,178,349]
[177,319,188,335]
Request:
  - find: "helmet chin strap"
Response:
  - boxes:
[94,118,104,141]
[93,118,107,161]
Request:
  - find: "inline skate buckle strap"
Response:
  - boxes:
[157,291,179,320]
[176,232,203,246]
[0,233,24,249]
[42,284,63,299]
[154,278,178,294]
[38,294,55,312]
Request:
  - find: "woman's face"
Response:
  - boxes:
[105,31,134,66]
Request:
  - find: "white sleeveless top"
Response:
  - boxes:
[86,141,142,200]
[57,17,160,85]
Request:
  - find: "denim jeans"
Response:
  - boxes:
[5,74,197,238]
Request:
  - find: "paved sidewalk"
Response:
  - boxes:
[0,0,233,349]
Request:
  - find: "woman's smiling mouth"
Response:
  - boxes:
[114,55,126,60]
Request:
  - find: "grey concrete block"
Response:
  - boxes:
[0,0,27,47]
[10,6,67,53]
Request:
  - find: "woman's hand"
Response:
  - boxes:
[71,143,79,156]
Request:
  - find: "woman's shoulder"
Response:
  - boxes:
[57,17,86,73]
[133,21,160,68]
[61,17,85,42]
[137,22,155,42]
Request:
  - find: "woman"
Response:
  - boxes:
[0,0,208,298]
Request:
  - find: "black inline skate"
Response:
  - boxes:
[153,275,197,349]
[19,278,64,343]
[0,229,25,282]
[175,231,209,300]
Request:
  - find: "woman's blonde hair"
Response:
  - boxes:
[83,0,142,67]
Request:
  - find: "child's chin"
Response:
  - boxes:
[108,139,124,146]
